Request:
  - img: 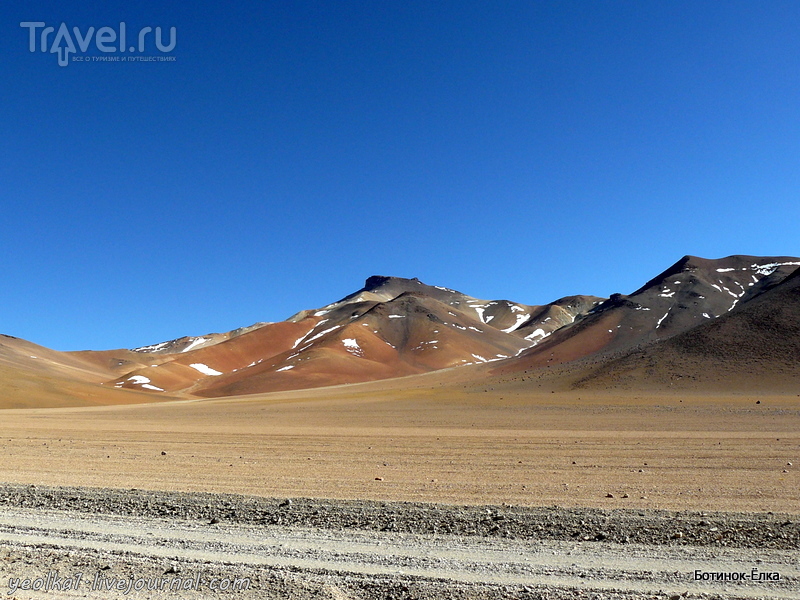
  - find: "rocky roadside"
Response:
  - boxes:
[0,483,797,550]
[0,484,798,600]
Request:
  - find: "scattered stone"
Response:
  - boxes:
[605,493,614,498]
[375,477,384,481]
[161,451,167,456]
[0,483,798,552]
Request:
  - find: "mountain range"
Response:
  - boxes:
[2,255,798,407]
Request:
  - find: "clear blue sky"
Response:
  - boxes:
[1,1,798,351]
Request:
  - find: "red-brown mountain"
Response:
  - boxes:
[95,275,600,396]
[2,255,798,405]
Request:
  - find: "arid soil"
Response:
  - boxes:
[0,383,797,513]
[1,381,798,598]
[0,485,798,599]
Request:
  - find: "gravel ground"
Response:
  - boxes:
[1,484,797,550]
[0,484,797,600]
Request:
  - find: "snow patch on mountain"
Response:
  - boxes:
[181,337,208,353]
[190,363,222,376]
[502,313,530,333]
[133,341,170,353]
[342,338,362,356]
[753,261,800,276]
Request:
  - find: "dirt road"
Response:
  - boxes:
[0,485,797,599]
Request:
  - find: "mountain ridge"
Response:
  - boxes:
[1,255,798,407]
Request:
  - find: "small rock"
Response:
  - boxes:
[605,493,614,498]
[672,531,684,539]
[375,477,384,481]
[208,517,220,525]
[161,451,167,456]
[621,494,629,498]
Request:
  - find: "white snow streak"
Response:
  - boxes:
[133,341,170,353]
[302,324,342,346]
[181,337,208,353]
[501,313,530,333]
[752,261,800,276]
[524,328,549,342]
[189,363,222,376]
[342,338,363,356]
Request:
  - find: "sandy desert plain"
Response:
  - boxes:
[1,370,799,599]
[1,375,798,512]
